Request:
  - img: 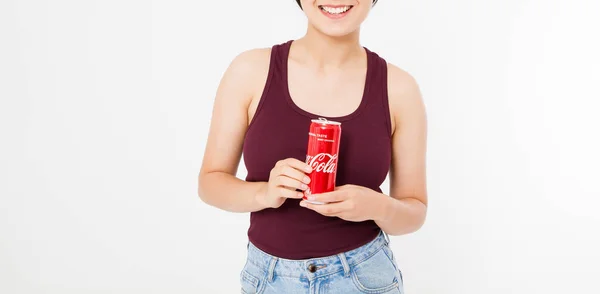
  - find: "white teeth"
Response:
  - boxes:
[321,6,351,15]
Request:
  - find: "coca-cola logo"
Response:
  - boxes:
[306,153,337,173]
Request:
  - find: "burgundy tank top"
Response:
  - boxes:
[242,40,392,259]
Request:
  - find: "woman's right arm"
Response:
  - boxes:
[197,49,312,213]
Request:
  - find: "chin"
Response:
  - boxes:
[316,26,360,38]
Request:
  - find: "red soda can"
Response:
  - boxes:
[303,118,342,204]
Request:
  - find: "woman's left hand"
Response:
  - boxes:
[300,184,387,222]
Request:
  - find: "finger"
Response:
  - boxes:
[276,175,308,191]
[300,201,348,216]
[307,190,347,203]
[279,187,304,199]
[282,158,312,173]
[279,165,311,185]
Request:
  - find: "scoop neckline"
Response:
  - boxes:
[282,40,372,122]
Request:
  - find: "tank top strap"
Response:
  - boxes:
[246,41,294,131]
[363,47,392,136]
[268,40,293,88]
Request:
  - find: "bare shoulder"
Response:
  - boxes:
[386,63,427,134]
[227,47,271,77]
[218,47,272,106]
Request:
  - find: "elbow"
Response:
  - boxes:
[412,210,427,233]
[406,201,427,234]
[386,216,426,236]
[385,198,428,236]
[197,172,211,204]
[414,200,428,227]
[386,220,425,236]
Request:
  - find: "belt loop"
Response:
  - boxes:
[382,230,391,245]
[338,253,350,277]
[267,257,278,282]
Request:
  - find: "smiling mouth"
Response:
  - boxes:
[318,5,354,16]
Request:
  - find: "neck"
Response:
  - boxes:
[293,24,364,68]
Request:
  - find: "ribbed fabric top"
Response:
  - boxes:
[242,40,392,259]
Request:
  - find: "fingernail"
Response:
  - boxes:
[301,184,308,190]
[299,201,306,207]
[297,193,304,198]
[303,176,310,184]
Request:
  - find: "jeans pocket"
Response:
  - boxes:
[240,269,260,294]
[240,258,268,294]
[351,247,401,294]
[381,244,404,293]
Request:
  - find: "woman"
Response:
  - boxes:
[198,0,428,293]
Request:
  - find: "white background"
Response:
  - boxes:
[1,0,599,293]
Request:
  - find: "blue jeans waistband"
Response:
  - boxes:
[245,230,390,280]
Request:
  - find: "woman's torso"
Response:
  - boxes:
[242,40,392,259]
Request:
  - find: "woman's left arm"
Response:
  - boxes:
[300,64,428,236]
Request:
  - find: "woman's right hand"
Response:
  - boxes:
[257,158,313,209]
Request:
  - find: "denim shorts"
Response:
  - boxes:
[240,230,404,294]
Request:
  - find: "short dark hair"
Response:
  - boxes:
[295,0,378,9]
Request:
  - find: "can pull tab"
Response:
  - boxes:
[311,117,341,125]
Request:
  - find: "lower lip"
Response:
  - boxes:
[319,7,352,19]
